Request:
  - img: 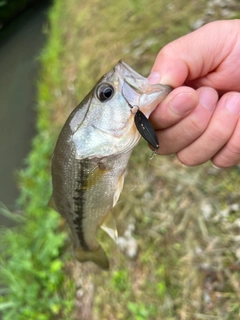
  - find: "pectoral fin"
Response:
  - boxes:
[100,173,125,242]
[100,212,118,243]
[113,172,125,207]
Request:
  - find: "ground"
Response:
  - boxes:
[2,0,240,319]
[47,0,240,319]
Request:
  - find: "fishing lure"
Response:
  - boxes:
[121,85,160,150]
[134,109,159,150]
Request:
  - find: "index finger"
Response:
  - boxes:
[149,20,238,88]
[150,86,198,129]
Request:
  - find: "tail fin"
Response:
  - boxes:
[76,245,109,270]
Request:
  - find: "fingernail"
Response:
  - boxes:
[225,94,240,115]
[148,71,161,84]
[170,92,197,115]
[199,88,217,111]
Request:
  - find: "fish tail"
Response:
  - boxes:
[76,245,109,270]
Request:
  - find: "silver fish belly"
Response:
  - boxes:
[49,60,172,269]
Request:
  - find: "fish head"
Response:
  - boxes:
[70,61,172,159]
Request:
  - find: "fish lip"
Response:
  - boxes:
[117,60,172,94]
[116,60,172,109]
[115,60,147,107]
[115,60,146,92]
[116,60,145,80]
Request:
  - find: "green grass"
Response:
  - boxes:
[0,1,74,319]
[1,0,240,319]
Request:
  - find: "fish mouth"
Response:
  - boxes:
[115,60,172,115]
[115,60,147,97]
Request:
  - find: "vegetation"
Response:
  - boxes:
[1,0,240,319]
[0,1,74,319]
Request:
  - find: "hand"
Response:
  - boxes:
[148,20,240,168]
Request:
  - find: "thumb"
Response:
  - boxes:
[148,20,238,88]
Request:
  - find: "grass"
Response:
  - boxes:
[1,0,240,319]
[0,1,74,319]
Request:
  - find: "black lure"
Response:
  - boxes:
[134,109,159,150]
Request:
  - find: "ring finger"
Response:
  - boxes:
[177,92,240,165]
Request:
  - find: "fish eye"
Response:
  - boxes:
[96,83,115,102]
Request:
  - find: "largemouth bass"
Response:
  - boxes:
[49,61,172,269]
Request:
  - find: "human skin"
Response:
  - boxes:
[148,20,240,168]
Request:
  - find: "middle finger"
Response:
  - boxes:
[155,87,218,154]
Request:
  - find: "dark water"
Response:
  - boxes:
[0,2,50,225]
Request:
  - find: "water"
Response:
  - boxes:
[0,2,50,225]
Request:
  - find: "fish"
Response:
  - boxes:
[49,60,172,269]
